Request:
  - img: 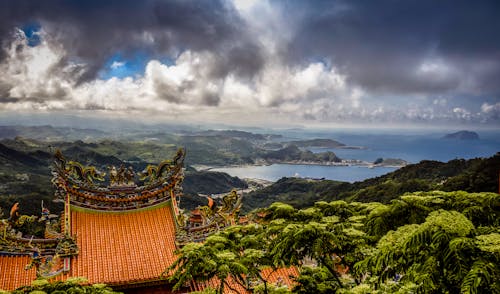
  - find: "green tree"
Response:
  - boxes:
[11,277,120,294]
[169,191,500,293]
[166,241,248,294]
[292,266,339,294]
[356,210,500,293]
[167,224,281,294]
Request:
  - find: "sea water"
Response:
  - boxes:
[212,129,500,183]
[211,164,397,183]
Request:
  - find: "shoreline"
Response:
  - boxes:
[192,161,406,172]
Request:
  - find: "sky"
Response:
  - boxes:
[0,0,499,128]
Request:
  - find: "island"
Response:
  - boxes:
[442,130,479,140]
[260,144,342,164]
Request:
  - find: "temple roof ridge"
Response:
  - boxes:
[52,148,185,211]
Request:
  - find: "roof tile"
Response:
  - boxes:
[69,203,177,285]
[0,255,37,290]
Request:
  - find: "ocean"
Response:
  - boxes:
[212,129,500,183]
[211,164,397,182]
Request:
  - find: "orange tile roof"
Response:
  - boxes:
[0,201,299,293]
[0,255,37,290]
[66,202,178,285]
[191,266,299,294]
[262,267,299,287]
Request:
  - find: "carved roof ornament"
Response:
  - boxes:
[51,148,186,210]
[9,202,20,223]
[109,165,136,187]
[176,190,242,246]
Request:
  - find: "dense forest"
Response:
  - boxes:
[168,191,500,293]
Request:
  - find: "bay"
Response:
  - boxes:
[211,164,397,183]
[307,135,499,163]
[211,129,499,183]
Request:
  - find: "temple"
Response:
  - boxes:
[0,150,295,292]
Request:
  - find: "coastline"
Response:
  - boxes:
[192,160,407,172]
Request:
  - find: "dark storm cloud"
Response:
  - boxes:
[0,80,12,98]
[284,0,500,95]
[0,0,264,83]
[0,97,19,103]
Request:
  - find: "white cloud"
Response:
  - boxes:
[232,0,260,14]
[417,59,451,76]
[110,61,125,69]
[0,26,497,126]
[433,98,447,106]
[144,51,223,106]
[0,29,80,104]
[481,102,500,114]
[480,102,500,122]
[453,107,472,120]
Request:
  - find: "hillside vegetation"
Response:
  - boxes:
[243,153,500,211]
[0,137,247,215]
[0,125,355,216]
[169,191,500,293]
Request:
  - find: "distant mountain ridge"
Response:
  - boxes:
[0,142,46,168]
[0,138,251,216]
[185,129,282,141]
[0,125,109,141]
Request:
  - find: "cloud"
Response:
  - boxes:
[0,0,498,127]
[0,0,264,83]
[0,26,497,126]
[481,102,500,114]
[145,52,223,106]
[110,61,125,69]
[481,102,500,120]
[282,0,500,95]
[453,107,472,121]
[0,31,362,122]
[0,29,79,104]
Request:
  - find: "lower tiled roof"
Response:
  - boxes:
[191,266,299,294]
[0,201,299,293]
[261,267,299,287]
[67,202,178,285]
[0,255,37,290]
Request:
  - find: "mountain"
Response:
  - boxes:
[242,177,347,210]
[0,143,47,169]
[0,138,252,216]
[0,125,109,141]
[442,130,479,140]
[190,130,282,141]
[183,171,247,195]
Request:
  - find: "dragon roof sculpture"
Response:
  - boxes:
[1,201,78,280]
[52,148,185,211]
[176,190,243,246]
